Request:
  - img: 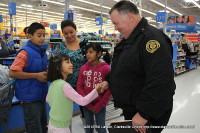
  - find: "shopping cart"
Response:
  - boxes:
[0,79,15,130]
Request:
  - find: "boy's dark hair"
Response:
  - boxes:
[28,22,45,35]
[86,43,111,64]
[23,26,29,34]
[61,19,77,32]
[47,54,70,82]
[109,1,139,15]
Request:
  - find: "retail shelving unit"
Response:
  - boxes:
[173,43,187,75]
[176,48,187,74]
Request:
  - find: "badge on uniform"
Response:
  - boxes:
[146,40,160,53]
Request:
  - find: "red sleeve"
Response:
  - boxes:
[93,65,111,113]
[10,50,28,72]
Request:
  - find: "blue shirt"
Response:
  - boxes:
[54,41,87,89]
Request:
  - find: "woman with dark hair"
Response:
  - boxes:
[23,26,29,38]
[54,19,87,124]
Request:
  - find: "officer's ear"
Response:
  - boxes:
[127,13,136,23]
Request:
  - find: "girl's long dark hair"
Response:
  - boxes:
[85,43,111,64]
[47,54,70,82]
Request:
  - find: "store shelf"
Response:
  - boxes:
[176,70,187,75]
[176,65,185,68]
[178,54,186,56]
[88,41,111,43]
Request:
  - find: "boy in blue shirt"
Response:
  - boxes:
[9,22,48,133]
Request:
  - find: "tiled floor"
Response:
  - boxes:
[72,67,200,133]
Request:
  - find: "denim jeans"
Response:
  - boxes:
[83,107,107,133]
[22,101,47,133]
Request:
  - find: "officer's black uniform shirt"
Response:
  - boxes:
[109,17,176,120]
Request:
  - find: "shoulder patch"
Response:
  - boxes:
[146,40,160,53]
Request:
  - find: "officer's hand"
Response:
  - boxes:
[99,81,109,93]
[95,83,102,92]
[36,71,47,82]
[132,112,148,133]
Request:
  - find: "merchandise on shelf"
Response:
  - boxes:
[171,33,200,74]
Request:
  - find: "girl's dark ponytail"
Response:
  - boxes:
[102,48,111,64]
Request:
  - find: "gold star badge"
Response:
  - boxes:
[146,40,160,53]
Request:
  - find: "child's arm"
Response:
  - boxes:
[63,83,101,106]
[9,50,47,82]
[9,70,47,82]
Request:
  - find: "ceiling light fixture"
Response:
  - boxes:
[113,0,156,15]
[192,0,200,8]
[76,0,110,9]
[150,0,182,15]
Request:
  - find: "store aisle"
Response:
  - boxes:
[72,67,200,133]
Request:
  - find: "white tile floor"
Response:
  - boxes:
[72,67,200,133]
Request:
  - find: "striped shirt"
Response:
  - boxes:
[10,50,28,72]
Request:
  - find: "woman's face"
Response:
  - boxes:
[62,26,77,43]
[176,16,183,23]
[183,16,189,23]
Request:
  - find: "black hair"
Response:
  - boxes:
[23,26,29,34]
[28,22,45,35]
[109,1,139,15]
[47,54,70,82]
[61,19,77,32]
[86,43,111,64]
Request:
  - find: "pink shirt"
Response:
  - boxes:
[46,82,98,106]
[63,83,98,106]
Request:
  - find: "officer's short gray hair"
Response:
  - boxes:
[109,1,139,15]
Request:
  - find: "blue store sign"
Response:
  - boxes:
[64,13,73,21]
[0,15,2,22]
[194,24,200,31]
[8,2,16,15]
[95,17,103,25]
[156,12,167,22]
[166,23,190,32]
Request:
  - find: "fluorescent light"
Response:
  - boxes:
[185,0,199,2]
[20,4,33,8]
[192,1,200,8]
[43,0,108,15]
[76,0,110,9]
[113,1,156,16]
[43,0,64,5]
[146,17,152,20]
[150,0,182,15]
[159,10,170,13]
[140,8,156,16]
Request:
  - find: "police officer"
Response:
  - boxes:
[101,1,176,133]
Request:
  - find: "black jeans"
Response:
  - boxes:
[22,101,47,133]
[123,104,173,133]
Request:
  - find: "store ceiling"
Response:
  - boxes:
[0,0,200,33]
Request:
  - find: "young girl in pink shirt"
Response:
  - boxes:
[77,43,111,133]
[46,54,102,133]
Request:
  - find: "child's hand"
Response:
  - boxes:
[95,83,102,93]
[36,71,47,82]
[91,109,97,113]
[99,81,109,93]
